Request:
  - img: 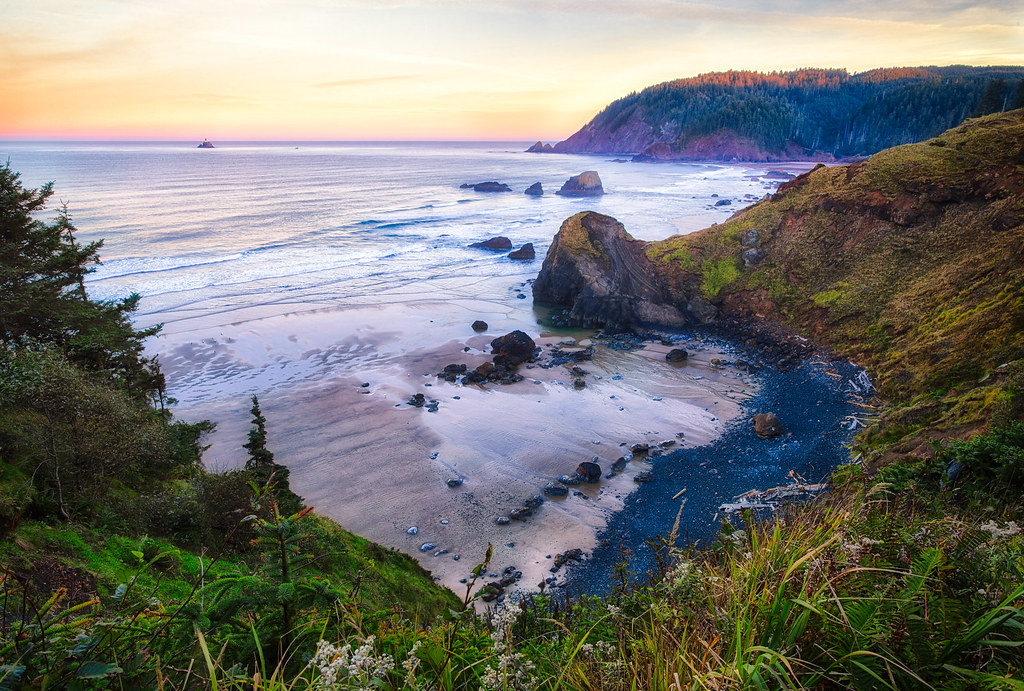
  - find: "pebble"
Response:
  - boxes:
[433,549,448,557]
[440,519,449,525]
[453,555,460,561]
[447,478,464,487]
[653,397,663,401]
[408,527,419,535]
[429,452,438,459]
[420,543,435,552]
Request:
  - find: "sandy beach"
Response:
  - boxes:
[158,292,755,597]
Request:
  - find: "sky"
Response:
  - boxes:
[1,0,1021,141]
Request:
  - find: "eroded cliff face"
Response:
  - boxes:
[535,111,1024,462]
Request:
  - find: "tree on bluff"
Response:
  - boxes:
[0,163,163,399]
[972,79,1007,117]
[243,394,303,515]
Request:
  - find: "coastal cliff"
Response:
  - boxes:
[536,110,1024,460]
[545,67,1024,161]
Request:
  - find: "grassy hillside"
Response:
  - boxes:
[648,110,1024,464]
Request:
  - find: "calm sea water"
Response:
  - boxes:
[2,140,781,334]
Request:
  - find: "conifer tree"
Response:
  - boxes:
[973,79,1007,117]
[0,163,163,399]
[242,395,302,514]
[1013,79,1024,110]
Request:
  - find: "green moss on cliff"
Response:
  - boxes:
[558,212,611,266]
[644,111,1024,464]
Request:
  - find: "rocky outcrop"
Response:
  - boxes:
[526,141,554,153]
[469,236,513,250]
[534,112,1024,471]
[460,182,512,192]
[525,182,544,196]
[556,171,604,196]
[508,243,535,260]
[532,212,689,330]
[197,139,215,148]
[490,330,537,367]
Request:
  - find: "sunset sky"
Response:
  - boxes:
[1,0,1021,141]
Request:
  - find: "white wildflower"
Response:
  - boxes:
[310,635,395,690]
[480,602,535,691]
[980,520,1021,542]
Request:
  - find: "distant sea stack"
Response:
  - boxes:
[546,66,1024,161]
[556,171,604,197]
[460,181,512,192]
[526,141,554,153]
[197,139,215,149]
[524,182,544,196]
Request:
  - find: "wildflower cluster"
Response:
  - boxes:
[311,636,395,690]
[480,602,535,691]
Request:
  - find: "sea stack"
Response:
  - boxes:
[197,139,215,149]
[556,171,604,196]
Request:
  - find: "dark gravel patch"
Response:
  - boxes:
[567,354,863,595]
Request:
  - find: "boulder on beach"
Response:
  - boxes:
[553,548,583,568]
[556,171,604,196]
[460,181,512,192]
[543,483,568,497]
[753,412,785,438]
[576,461,602,483]
[666,348,689,362]
[508,243,535,260]
[490,330,537,366]
[525,182,544,196]
[472,320,489,332]
[469,236,513,250]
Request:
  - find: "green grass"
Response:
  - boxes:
[701,257,741,297]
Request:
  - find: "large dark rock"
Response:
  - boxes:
[533,212,689,330]
[556,171,604,196]
[666,348,689,362]
[490,331,537,367]
[525,182,544,196]
[508,243,536,260]
[469,236,513,250]
[753,412,784,438]
[741,247,764,267]
[461,181,512,192]
[472,320,488,332]
[576,461,602,483]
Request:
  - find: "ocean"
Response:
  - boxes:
[2,140,833,595]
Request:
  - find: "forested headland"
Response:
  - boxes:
[541,66,1024,161]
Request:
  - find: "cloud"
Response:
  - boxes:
[313,75,421,88]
